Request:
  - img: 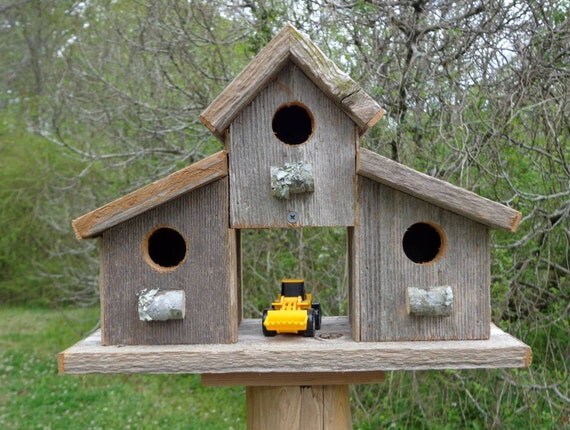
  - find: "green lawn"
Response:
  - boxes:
[0,308,245,430]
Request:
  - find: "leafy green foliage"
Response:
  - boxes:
[0,109,83,306]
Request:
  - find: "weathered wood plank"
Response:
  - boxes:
[200,23,384,138]
[99,178,238,345]
[355,178,491,341]
[288,27,384,133]
[201,371,384,387]
[199,28,290,139]
[58,317,531,374]
[347,227,361,341]
[229,63,357,228]
[73,151,228,239]
[357,148,522,232]
[246,385,351,430]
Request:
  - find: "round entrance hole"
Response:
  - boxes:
[272,103,314,145]
[145,227,187,270]
[402,222,446,264]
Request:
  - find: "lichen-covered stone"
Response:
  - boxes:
[407,286,453,317]
[270,161,315,199]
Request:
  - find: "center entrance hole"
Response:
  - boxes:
[240,227,347,319]
[272,103,314,145]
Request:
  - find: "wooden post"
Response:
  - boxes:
[246,385,351,430]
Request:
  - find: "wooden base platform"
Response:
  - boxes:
[58,317,531,378]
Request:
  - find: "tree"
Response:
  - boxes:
[1,0,567,426]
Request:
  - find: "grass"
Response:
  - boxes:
[0,307,245,430]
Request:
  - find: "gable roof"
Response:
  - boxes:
[73,151,228,239]
[200,23,384,140]
[357,148,521,232]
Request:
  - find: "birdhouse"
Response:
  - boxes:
[70,24,524,350]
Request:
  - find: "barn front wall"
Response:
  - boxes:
[228,62,358,229]
[99,177,238,345]
[352,177,491,342]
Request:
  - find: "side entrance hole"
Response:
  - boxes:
[402,222,446,264]
[145,227,187,270]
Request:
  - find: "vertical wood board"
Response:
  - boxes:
[355,177,491,341]
[228,63,357,228]
[246,385,351,430]
[235,229,243,324]
[100,178,238,345]
[347,227,361,341]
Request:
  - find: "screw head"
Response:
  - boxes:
[287,211,298,224]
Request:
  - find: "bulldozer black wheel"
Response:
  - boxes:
[302,309,316,337]
[262,309,277,337]
[311,303,322,330]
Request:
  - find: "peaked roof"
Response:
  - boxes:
[73,151,228,239]
[200,23,384,140]
[357,148,522,232]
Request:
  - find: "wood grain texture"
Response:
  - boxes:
[201,371,384,386]
[58,317,532,374]
[73,151,228,239]
[100,177,238,345]
[288,26,384,133]
[355,178,491,341]
[235,229,243,324]
[200,23,384,138]
[357,148,522,232]
[200,27,290,140]
[347,227,360,341]
[229,63,357,228]
[247,385,352,430]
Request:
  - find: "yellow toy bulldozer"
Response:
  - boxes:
[262,279,322,337]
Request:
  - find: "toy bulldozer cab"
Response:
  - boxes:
[262,279,322,337]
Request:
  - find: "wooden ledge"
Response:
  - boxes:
[202,371,385,387]
[58,317,531,375]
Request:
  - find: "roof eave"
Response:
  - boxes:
[357,148,522,232]
[73,151,228,240]
[200,23,384,140]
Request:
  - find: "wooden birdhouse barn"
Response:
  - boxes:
[70,23,523,349]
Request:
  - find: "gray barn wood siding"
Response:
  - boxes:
[353,177,491,341]
[228,63,357,228]
[100,178,238,345]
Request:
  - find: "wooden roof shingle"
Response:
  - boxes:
[200,23,384,139]
[357,148,522,232]
[73,151,228,239]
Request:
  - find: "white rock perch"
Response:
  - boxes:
[407,286,453,317]
[138,289,186,322]
[271,161,315,199]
